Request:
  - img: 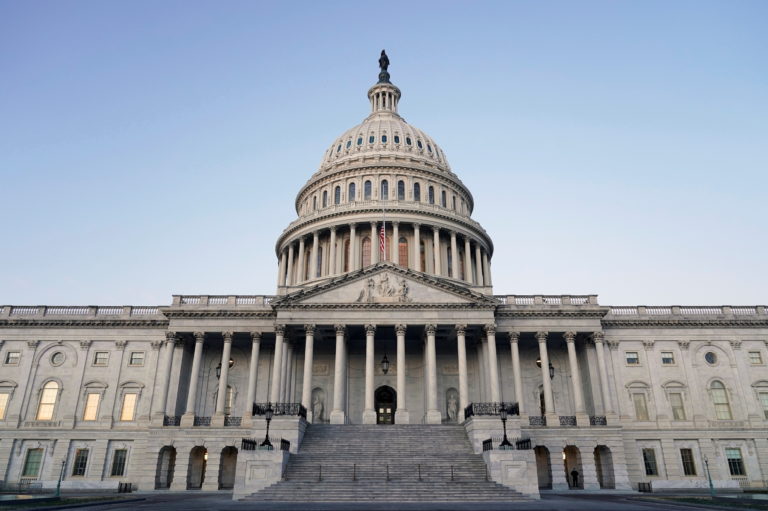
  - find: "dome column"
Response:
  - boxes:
[328,226,337,275]
[277,250,287,287]
[425,324,441,423]
[433,227,442,276]
[310,232,319,280]
[450,231,459,279]
[350,223,358,271]
[285,243,295,286]
[370,222,379,264]
[330,325,347,424]
[474,243,483,286]
[395,324,409,423]
[362,324,377,424]
[412,223,421,272]
[391,222,399,263]
[482,251,492,286]
[463,236,473,284]
[297,236,306,283]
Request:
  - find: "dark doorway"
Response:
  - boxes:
[375,385,396,424]
[155,446,176,489]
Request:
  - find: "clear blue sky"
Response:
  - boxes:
[1,1,765,306]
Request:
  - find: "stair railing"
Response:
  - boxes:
[386,464,390,481]
[450,465,454,481]
[352,463,356,481]
[318,464,322,482]
[417,464,422,481]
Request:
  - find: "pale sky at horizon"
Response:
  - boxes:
[1,1,766,306]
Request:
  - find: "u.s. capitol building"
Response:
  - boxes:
[1,54,767,500]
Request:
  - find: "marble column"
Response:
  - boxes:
[181,331,205,426]
[456,324,469,422]
[463,237,472,284]
[310,231,319,279]
[592,332,615,417]
[564,331,588,425]
[214,331,233,416]
[425,324,441,423]
[363,324,377,424]
[536,331,556,423]
[269,325,285,403]
[433,227,442,276]
[509,331,524,415]
[296,237,306,283]
[277,251,287,287]
[485,324,500,402]
[285,243,295,286]
[371,222,379,264]
[482,251,491,286]
[350,224,358,271]
[328,227,337,275]
[280,341,290,402]
[395,324,409,423]
[243,332,261,422]
[450,231,459,278]
[153,331,176,420]
[413,223,421,272]
[391,222,399,264]
[301,325,315,421]
[474,244,483,285]
[330,324,346,424]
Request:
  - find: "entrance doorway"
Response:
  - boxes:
[374,386,396,424]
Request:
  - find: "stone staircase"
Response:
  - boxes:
[241,424,529,502]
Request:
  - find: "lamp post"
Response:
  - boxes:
[216,358,234,379]
[380,354,390,375]
[704,456,716,497]
[499,406,512,448]
[260,402,274,448]
[536,358,554,379]
[55,459,65,498]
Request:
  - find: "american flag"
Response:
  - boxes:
[379,223,386,255]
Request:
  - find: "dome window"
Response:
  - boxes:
[397,180,405,200]
[369,135,375,144]
[406,137,412,146]
[441,190,447,207]
[380,180,389,200]
[334,186,341,205]
[428,186,435,204]
[417,140,423,149]
[394,135,400,144]
[346,140,351,149]
[357,137,363,146]
[364,180,372,200]
[348,183,356,201]
[322,190,328,208]
[413,183,421,202]
[427,144,433,153]
[381,135,387,144]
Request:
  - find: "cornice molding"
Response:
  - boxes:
[160,310,276,319]
[602,318,768,329]
[0,319,169,329]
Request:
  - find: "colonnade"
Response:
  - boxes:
[154,327,615,427]
[277,222,492,287]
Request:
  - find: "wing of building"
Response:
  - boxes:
[1,55,767,498]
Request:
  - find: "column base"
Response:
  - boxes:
[211,413,225,427]
[575,413,590,427]
[329,410,346,424]
[605,413,619,426]
[241,416,254,428]
[151,412,166,426]
[426,409,442,424]
[180,413,195,427]
[545,413,559,426]
[395,409,410,424]
[362,410,377,424]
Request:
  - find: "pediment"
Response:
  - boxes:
[273,263,498,307]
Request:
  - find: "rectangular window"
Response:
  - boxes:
[120,393,137,421]
[22,448,43,478]
[72,448,89,476]
[759,392,768,420]
[749,351,763,365]
[0,392,9,420]
[661,352,675,365]
[726,448,746,476]
[83,393,100,421]
[669,392,686,420]
[625,352,639,365]
[642,448,658,476]
[4,351,20,365]
[680,448,697,476]
[633,393,649,421]
[93,352,109,366]
[128,352,144,366]
[111,449,128,477]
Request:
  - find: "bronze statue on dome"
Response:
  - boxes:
[378,50,391,84]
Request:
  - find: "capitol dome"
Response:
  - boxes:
[275,52,493,293]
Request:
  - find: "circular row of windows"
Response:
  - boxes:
[333,135,435,156]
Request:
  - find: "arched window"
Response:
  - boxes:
[37,381,59,421]
[398,237,408,266]
[413,183,421,202]
[334,186,341,205]
[452,195,457,210]
[428,186,435,204]
[441,190,447,207]
[348,183,356,202]
[343,239,350,272]
[711,381,732,420]
[397,180,405,200]
[312,196,317,211]
[364,180,372,200]
[304,248,311,281]
[316,247,323,278]
[380,180,389,200]
[447,247,453,278]
[322,190,328,208]
[361,237,371,267]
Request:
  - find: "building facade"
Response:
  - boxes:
[1,60,767,494]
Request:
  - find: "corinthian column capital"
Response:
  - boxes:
[508,331,520,343]
[535,331,548,343]
[564,331,576,343]
[304,324,316,336]
[455,324,467,336]
[395,324,407,335]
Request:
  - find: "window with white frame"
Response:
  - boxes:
[661,351,675,365]
[36,381,59,421]
[726,448,746,476]
[128,352,144,366]
[749,351,763,365]
[111,449,128,476]
[710,381,732,420]
[633,393,649,421]
[642,448,658,476]
[71,448,89,476]
[22,448,43,478]
[669,392,686,420]
[119,393,137,421]
[93,351,109,366]
[758,391,768,420]
[0,392,9,420]
[680,448,697,476]
[4,351,20,365]
[83,393,101,421]
[625,352,640,365]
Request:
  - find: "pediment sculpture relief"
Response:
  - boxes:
[356,273,411,304]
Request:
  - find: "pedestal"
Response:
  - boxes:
[426,410,442,424]
[180,413,195,427]
[575,413,590,427]
[330,410,346,424]
[211,413,225,427]
[395,409,410,424]
[362,410,377,424]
